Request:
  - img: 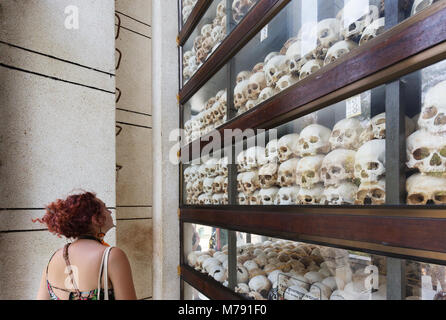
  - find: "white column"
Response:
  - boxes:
[152,0,181,299]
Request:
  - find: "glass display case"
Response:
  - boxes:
[178,0,446,300]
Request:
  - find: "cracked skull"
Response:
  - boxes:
[259,162,279,189]
[242,170,260,195]
[278,133,300,162]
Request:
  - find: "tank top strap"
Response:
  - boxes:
[63,243,82,297]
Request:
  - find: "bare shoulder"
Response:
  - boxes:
[108,247,130,264]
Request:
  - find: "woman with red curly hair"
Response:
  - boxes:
[35,191,137,300]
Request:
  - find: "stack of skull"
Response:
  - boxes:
[406,80,446,205]
[233,0,386,116]
[187,239,387,300]
[182,0,199,24]
[184,156,229,205]
[236,111,419,205]
[184,89,227,144]
[183,0,227,81]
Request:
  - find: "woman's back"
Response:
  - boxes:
[46,239,114,300]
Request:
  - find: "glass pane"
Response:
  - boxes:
[183,150,229,205]
[405,260,446,300]
[183,223,230,286]
[235,232,387,300]
[183,66,227,145]
[230,0,260,30]
[182,0,228,85]
[182,0,199,26]
[231,0,385,118]
[402,0,445,19]
[404,59,446,206]
[235,86,387,206]
[183,281,210,300]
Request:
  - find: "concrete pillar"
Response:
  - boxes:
[152,0,180,300]
[0,0,116,299]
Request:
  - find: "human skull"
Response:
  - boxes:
[203,177,215,195]
[406,173,446,205]
[234,79,250,110]
[192,179,203,196]
[278,158,299,187]
[237,150,247,172]
[337,1,380,40]
[286,41,310,77]
[278,133,300,162]
[249,190,261,205]
[277,75,299,92]
[259,187,280,205]
[182,5,193,23]
[355,178,386,205]
[245,99,258,110]
[212,175,225,193]
[232,0,255,22]
[237,265,249,283]
[406,130,446,174]
[277,186,300,205]
[245,146,266,170]
[236,70,252,84]
[204,158,219,177]
[264,55,289,88]
[313,19,342,59]
[359,17,385,45]
[298,124,332,157]
[216,0,226,18]
[298,184,325,205]
[201,24,213,38]
[264,51,280,64]
[304,282,333,300]
[249,275,272,297]
[259,162,279,189]
[321,149,356,186]
[217,156,228,176]
[296,155,325,188]
[258,87,278,104]
[355,139,386,183]
[252,62,264,73]
[238,192,249,205]
[211,25,225,44]
[247,72,267,100]
[330,118,364,151]
[242,170,260,195]
[299,59,323,80]
[324,40,358,66]
[411,0,437,16]
[264,139,279,164]
[324,182,358,205]
[418,80,446,134]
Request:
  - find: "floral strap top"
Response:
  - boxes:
[46,243,115,300]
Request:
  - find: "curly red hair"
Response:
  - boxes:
[33,191,106,239]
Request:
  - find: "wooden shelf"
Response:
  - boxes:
[178,0,214,46]
[181,264,243,300]
[180,205,446,263]
[180,1,446,163]
[179,0,291,103]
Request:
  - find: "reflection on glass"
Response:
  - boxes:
[410,0,444,17]
[184,281,210,300]
[232,0,259,24]
[235,233,387,300]
[184,223,229,285]
[405,60,446,205]
[236,87,391,206]
[406,260,446,300]
[232,0,385,117]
